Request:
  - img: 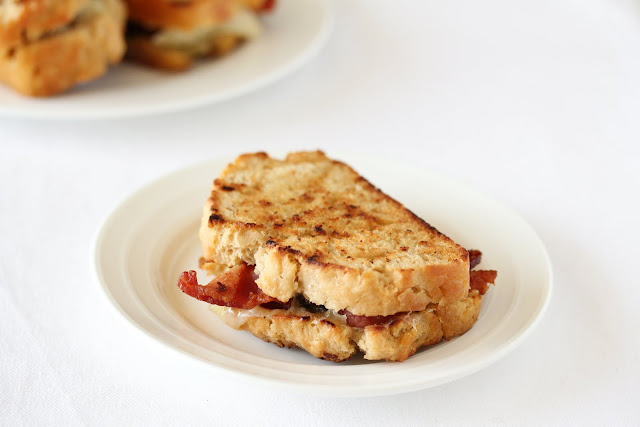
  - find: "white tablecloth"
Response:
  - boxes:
[1,0,639,425]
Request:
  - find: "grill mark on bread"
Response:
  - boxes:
[209,214,265,229]
[283,246,302,256]
[300,192,314,202]
[306,254,322,264]
[322,353,341,361]
[209,213,224,224]
[266,239,303,256]
[215,179,247,192]
[331,230,350,238]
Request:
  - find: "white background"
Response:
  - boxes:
[1,0,639,425]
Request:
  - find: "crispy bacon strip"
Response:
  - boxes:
[260,300,292,310]
[259,0,276,12]
[177,264,284,309]
[338,310,404,328]
[470,270,497,295]
[468,249,482,270]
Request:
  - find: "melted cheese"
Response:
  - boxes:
[209,303,349,329]
[152,8,262,56]
[76,0,105,23]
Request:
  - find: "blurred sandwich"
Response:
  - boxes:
[178,151,497,362]
[125,0,276,71]
[0,0,126,96]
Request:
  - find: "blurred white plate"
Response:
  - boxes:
[93,152,552,397]
[0,0,333,120]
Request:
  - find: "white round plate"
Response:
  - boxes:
[93,153,552,397]
[0,0,333,120]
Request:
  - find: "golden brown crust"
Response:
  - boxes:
[125,37,193,71]
[125,0,237,30]
[125,32,243,71]
[200,151,470,316]
[235,313,357,361]
[218,292,482,362]
[239,0,272,10]
[356,310,444,362]
[436,293,482,339]
[0,0,126,96]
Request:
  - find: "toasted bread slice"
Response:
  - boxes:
[124,0,269,70]
[200,151,471,317]
[215,291,482,362]
[0,0,126,96]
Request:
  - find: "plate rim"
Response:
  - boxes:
[92,152,553,397]
[0,0,335,120]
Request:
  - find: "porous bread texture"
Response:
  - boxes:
[0,0,126,96]
[218,292,482,362]
[200,151,470,317]
[224,310,356,362]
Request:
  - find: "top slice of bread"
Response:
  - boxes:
[125,0,270,30]
[200,151,470,316]
[126,0,252,30]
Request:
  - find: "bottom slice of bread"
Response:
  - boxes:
[125,34,243,72]
[215,291,482,362]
